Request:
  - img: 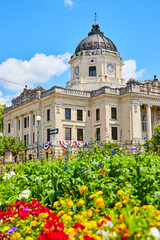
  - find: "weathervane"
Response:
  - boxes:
[93,12,100,25]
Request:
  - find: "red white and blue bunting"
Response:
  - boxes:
[75,141,89,148]
[59,141,89,149]
[59,141,70,149]
[43,141,51,151]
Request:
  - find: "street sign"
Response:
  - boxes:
[50,128,59,135]
[52,136,57,145]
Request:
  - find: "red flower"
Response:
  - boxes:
[122,236,128,240]
[38,231,69,240]
[83,236,95,240]
[72,223,85,230]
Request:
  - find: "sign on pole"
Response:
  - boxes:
[50,128,59,135]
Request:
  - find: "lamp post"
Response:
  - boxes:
[36,115,41,160]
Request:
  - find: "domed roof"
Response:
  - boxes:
[75,25,118,54]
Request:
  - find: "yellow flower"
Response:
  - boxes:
[25,226,32,234]
[82,211,87,216]
[87,210,93,218]
[119,213,124,222]
[115,202,122,208]
[11,232,21,240]
[80,185,88,195]
[77,199,85,207]
[118,223,126,230]
[58,210,65,216]
[96,197,105,208]
[123,196,130,204]
[133,206,139,211]
[117,190,124,195]
[94,208,99,214]
[125,181,129,184]
[25,237,34,240]
[135,233,141,238]
[67,199,74,207]
[69,236,75,240]
[2,226,10,232]
[60,200,66,205]
[30,220,38,227]
[61,214,72,222]
[89,194,96,199]
[148,205,154,210]
[84,220,97,229]
[68,211,74,216]
[126,189,131,193]
[53,201,59,208]
[150,220,157,227]
[96,191,103,196]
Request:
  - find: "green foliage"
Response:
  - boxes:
[0,136,25,156]
[0,104,7,134]
[151,123,160,153]
[0,144,160,211]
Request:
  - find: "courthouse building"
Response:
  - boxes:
[3,24,160,158]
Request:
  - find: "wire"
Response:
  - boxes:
[0,77,32,88]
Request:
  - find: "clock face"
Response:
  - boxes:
[107,64,115,73]
[75,66,79,75]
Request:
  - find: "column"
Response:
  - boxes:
[147,105,152,139]
[29,113,32,145]
[14,118,18,137]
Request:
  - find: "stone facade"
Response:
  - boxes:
[3,24,160,159]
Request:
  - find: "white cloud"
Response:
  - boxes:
[122,59,145,81]
[0,91,12,106]
[64,0,73,7]
[0,52,71,91]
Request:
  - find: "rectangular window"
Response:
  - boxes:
[65,108,71,120]
[112,127,118,140]
[33,132,35,143]
[33,114,35,125]
[96,109,100,121]
[88,110,90,117]
[24,117,29,128]
[18,120,20,130]
[65,128,71,140]
[77,109,83,121]
[77,129,83,141]
[96,128,100,141]
[47,128,50,141]
[47,109,50,121]
[24,134,29,146]
[8,123,11,133]
[89,66,96,76]
[111,107,117,119]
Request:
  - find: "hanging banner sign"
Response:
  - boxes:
[43,141,51,151]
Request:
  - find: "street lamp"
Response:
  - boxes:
[36,115,41,160]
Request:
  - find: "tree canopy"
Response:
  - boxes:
[0,104,7,134]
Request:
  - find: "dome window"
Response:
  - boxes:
[90,59,95,63]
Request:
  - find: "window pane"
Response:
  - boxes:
[111,108,117,119]
[88,110,90,117]
[96,109,100,121]
[65,108,71,120]
[89,66,96,76]
[112,127,118,140]
[77,110,83,121]
[96,128,100,141]
[8,123,10,133]
[47,109,50,121]
[47,128,50,141]
[77,129,83,141]
[65,128,71,140]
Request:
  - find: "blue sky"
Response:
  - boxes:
[0,0,160,105]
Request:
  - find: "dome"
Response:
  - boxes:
[75,25,118,54]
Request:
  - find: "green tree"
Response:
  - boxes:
[0,104,7,134]
[151,123,160,153]
[1,136,25,160]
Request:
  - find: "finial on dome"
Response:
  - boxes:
[93,12,101,25]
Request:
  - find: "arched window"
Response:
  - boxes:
[142,114,147,132]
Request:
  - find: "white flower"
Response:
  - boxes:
[96,229,116,239]
[35,176,43,181]
[46,180,52,187]
[3,171,16,180]
[103,221,113,228]
[149,227,160,239]
[19,189,31,200]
